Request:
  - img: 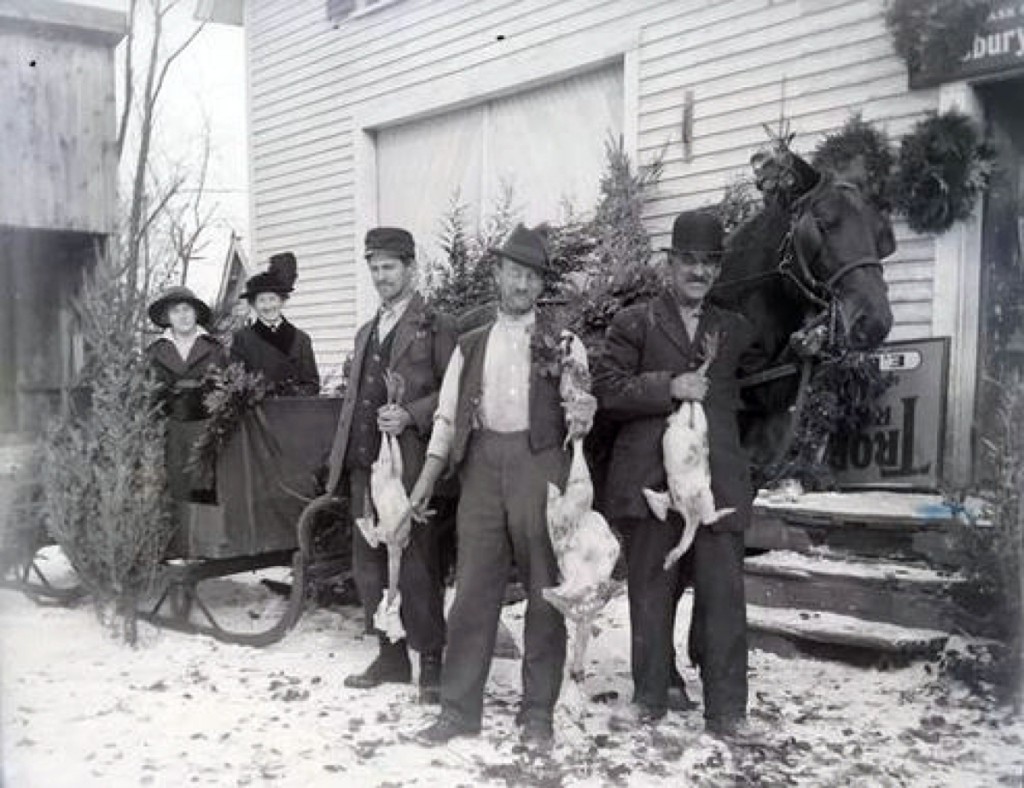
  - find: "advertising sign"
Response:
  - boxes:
[830,337,950,490]
[910,1,1024,88]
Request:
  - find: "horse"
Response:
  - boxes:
[710,149,897,473]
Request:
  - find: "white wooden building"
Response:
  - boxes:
[202,0,1023,485]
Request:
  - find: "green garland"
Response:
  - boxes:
[885,0,992,76]
[892,110,995,234]
[767,339,896,490]
[187,362,269,476]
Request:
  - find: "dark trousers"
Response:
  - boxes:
[349,467,448,654]
[440,431,568,729]
[620,515,748,721]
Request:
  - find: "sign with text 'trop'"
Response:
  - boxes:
[830,337,950,490]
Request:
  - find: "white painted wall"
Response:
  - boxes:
[246,0,942,370]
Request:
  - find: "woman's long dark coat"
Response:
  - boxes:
[146,334,228,499]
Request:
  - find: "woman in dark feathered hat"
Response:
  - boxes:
[145,285,228,502]
[230,252,320,396]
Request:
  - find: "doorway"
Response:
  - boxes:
[974,77,1024,484]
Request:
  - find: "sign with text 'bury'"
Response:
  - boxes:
[830,338,950,490]
[910,0,1024,88]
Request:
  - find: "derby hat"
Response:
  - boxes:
[148,285,212,328]
[661,211,725,257]
[365,227,416,259]
[492,223,552,274]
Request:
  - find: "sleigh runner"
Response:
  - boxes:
[141,396,353,646]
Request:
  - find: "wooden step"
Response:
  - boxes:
[747,603,949,667]
[745,550,966,632]
[747,491,987,568]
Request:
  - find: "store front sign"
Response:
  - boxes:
[830,338,950,490]
[911,1,1024,88]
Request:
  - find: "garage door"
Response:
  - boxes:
[376,63,624,265]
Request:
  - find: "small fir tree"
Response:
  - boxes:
[41,252,173,644]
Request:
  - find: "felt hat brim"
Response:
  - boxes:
[148,291,213,328]
[492,246,552,274]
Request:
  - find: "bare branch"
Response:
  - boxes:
[151,21,205,108]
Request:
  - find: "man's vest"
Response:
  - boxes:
[449,321,567,469]
[344,321,397,469]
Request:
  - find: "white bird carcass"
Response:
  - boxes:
[544,438,622,682]
[543,335,623,682]
[355,371,413,643]
[642,333,734,569]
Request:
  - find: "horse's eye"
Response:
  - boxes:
[815,201,842,229]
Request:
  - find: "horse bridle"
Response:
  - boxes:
[777,227,883,310]
[711,178,884,329]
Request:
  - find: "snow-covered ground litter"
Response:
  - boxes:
[1,575,1021,787]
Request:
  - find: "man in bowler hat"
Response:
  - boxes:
[594,210,766,736]
[325,227,458,704]
[408,224,597,749]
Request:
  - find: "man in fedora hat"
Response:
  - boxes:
[409,223,597,749]
[325,227,458,704]
[594,210,766,736]
[231,252,320,396]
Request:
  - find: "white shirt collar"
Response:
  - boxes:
[380,293,414,319]
[258,317,284,330]
[494,309,536,330]
[161,326,208,342]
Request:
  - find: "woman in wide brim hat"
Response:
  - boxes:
[147,285,214,328]
[145,285,227,503]
[230,252,320,396]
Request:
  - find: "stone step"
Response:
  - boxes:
[745,550,966,633]
[746,491,988,569]
[747,603,949,667]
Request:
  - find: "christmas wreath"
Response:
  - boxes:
[885,0,992,76]
[891,110,995,234]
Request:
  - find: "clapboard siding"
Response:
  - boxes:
[248,0,941,365]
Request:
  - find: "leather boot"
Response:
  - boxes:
[344,637,411,689]
[418,651,442,704]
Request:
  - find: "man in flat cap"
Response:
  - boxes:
[325,227,458,704]
[409,224,597,750]
[594,210,766,737]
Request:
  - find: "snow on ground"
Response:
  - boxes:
[754,490,990,524]
[1,577,1022,788]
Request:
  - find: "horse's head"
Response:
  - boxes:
[790,178,895,349]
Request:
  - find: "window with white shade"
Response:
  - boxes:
[375,64,624,266]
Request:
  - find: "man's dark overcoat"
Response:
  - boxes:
[231,318,320,396]
[325,292,457,494]
[596,293,763,529]
[594,291,767,722]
